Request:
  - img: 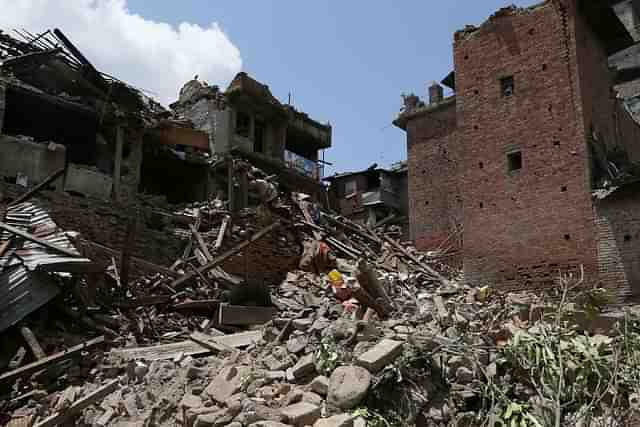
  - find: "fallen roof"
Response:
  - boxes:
[0,28,146,114]
[0,202,93,332]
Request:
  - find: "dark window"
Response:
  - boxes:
[507,151,522,172]
[236,111,251,138]
[500,76,515,97]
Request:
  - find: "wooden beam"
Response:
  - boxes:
[112,125,123,201]
[19,326,46,360]
[111,330,262,361]
[214,215,230,251]
[190,224,213,262]
[116,295,172,308]
[82,240,179,278]
[173,299,220,311]
[218,304,278,326]
[322,213,381,245]
[120,215,137,287]
[0,236,12,257]
[9,168,65,207]
[0,222,81,258]
[169,221,281,290]
[33,378,120,427]
[381,235,448,283]
[0,336,105,384]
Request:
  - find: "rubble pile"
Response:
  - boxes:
[1,162,640,427]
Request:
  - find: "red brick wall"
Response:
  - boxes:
[222,236,301,286]
[453,2,599,290]
[595,188,640,302]
[2,183,301,285]
[406,103,461,249]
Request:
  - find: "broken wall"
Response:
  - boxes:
[595,187,640,301]
[0,136,66,187]
[3,86,98,165]
[221,235,301,286]
[2,183,182,276]
[453,2,599,290]
[64,164,113,199]
[2,183,302,283]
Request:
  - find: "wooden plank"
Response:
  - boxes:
[33,378,120,427]
[218,304,278,326]
[381,235,448,283]
[0,336,105,384]
[169,221,281,290]
[204,330,262,348]
[190,224,213,262]
[324,236,359,260]
[9,168,65,207]
[189,331,235,353]
[173,299,220,310]
[322,213,381,245]
[0,222,81,258]
[19,326,46,360]
[116,295,172,308]
[0,236,13,257]
[111,330,262,361]
[82,240,180,278]
[214,215,230,251]
[120,215,137,288]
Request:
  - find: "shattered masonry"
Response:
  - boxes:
[4,2,640,427]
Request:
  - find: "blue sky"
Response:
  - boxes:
[128,1,535,175]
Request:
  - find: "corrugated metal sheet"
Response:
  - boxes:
[0,202,92,332]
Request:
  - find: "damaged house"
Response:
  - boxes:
[151,72,333,205]
[0,29,150,202]
[323,162,408,235]
[394,0,640,299]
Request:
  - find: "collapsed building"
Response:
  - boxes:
[156,72,333,204]
[394,0,640,299]
[0,28,334,282]
[323,162,409,237]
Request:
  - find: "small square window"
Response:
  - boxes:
[507,151,522,172]
[500,76,515,97]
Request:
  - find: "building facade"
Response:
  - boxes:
[395,0,640,299]
[324,162,408,234]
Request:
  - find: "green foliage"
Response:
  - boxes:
[352,407,395,427]
[500,402,544,427]
[315,336,339,375]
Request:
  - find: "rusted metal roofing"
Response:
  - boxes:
[0,202,92,332]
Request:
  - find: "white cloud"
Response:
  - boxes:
[0,0,242,105]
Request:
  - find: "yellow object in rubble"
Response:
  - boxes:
[477,286,490,302]
[328,270,343,287]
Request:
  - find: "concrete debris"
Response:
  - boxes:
[328,366,371,410]
[0,24,639,427]
[355,339,403,373]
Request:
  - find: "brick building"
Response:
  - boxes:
[394,0,640,299]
